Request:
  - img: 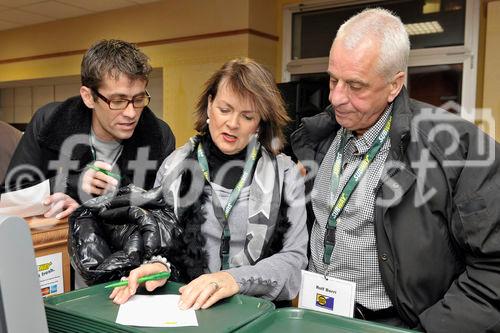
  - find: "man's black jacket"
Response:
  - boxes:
[292,88,500,332]
[2,96,175,202]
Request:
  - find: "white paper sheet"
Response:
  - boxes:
[116,295,198,328]
[0,180,50,218]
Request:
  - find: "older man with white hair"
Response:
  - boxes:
[292,8,500,332]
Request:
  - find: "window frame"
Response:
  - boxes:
[281,0,480,119]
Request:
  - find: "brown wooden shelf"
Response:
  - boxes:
[26,216,70,293]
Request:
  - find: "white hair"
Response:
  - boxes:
[334,8,410,81]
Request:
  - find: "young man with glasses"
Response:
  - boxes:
[2,39,175,220]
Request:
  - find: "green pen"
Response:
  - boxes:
[104,271,171,289]
[86,163,122,181]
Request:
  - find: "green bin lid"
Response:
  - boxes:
[235,308,417,333]
[45,281,274,333]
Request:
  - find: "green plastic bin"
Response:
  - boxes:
[44,281,274,333]
[235,308,416,333]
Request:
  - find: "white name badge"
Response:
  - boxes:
[298,270,356,318]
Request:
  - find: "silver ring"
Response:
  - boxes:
[120,276,128,281]
[209,281,219,291]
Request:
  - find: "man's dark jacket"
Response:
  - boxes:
[291,88,500,332]
[2,96,175,202]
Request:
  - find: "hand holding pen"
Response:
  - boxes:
[105,271,171,289]
[82,161,120,196]
[109,262,170,304]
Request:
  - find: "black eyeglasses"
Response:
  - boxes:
[91,88,151,110]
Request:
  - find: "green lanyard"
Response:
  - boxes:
[323,114,392,265]
[197,141,260,269]
[89,133,123,167]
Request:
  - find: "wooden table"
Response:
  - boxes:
[26,216,71,293]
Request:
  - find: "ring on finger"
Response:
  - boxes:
[209,281,219,291]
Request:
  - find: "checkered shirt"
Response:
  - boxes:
[309,105,393,310]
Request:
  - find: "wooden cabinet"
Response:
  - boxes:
[26,216,71,293]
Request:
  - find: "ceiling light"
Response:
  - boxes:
[405,21,444,36]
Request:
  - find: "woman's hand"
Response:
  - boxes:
[178,271,240,310]
[109,263,168,304]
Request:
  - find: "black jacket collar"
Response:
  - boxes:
[39,96,92,151]
[388,87,412,158]
[292,87,413,162]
